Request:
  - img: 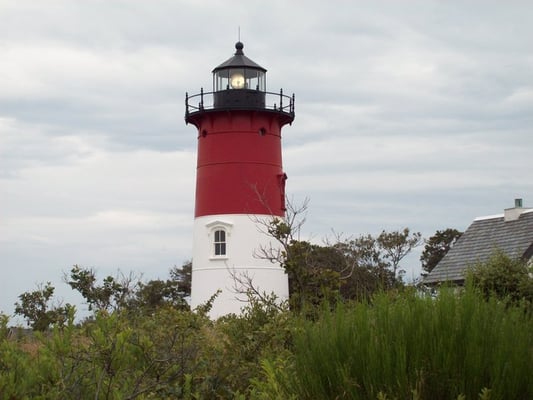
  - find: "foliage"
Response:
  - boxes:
[6,204,530,398]
[0,330,39,397]
[261,206,421,313]
[1,293,293,399]
[65,265,138,313]
[2,307,214,399]
[467,249,533,305]
[170,260,192,297]
[333,235,398,300]
[4,280,533,399]
[129,262,192,312]
[376,227,423,278]
[256,203,345,313]
[283,239,343,312]
[14,282,74,331]
[215,293,294,396]
[0,314,8,339]
[258,286,532,400]
[420,228,463,275]
[130,278,188,311]
[14,262,193,331]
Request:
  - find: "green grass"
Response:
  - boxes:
[266,287,532,399]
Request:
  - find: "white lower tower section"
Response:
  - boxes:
[191,214,289,318]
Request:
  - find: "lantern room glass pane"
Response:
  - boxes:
[214,68,266,92]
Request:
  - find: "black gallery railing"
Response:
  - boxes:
[185,89,295,118]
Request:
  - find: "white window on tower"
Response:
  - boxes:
[214,229,226,256]
[206,219,233,259]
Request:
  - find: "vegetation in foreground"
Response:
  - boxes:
[2,269,531,399]
[2,211,531,398]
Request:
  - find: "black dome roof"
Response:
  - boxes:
[212,42,267,73]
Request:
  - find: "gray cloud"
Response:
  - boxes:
[1,0,532,318]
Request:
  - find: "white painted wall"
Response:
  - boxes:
[191,214,289,318]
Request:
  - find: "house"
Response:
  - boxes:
[424,199,533,285]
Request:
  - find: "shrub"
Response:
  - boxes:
[467,249,533,306]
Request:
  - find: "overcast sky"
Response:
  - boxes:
[1,1,532,319]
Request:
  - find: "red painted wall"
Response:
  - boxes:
[192,110,289,217]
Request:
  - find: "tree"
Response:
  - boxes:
[376,228,423,279]
[251,199,344,311]
[65,263,192,315]
[133,279,185,311]
[170,260,192,298]
[14,283,74,331]
[65,265,138,313]
[132,261,192,311]
[255,200,422,309]
[420,228,463,275]
[333,235,397,300]
[284,240,343,311]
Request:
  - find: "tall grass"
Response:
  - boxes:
[267,287,532,399]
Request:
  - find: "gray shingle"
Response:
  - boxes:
[424,209,533,284]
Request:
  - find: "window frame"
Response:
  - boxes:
[205,220,233,260]
[213,229,227,256]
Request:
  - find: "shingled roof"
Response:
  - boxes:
[424,207,533,284]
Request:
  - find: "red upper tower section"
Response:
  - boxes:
[186,42,295,218]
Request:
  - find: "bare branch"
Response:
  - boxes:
[251,196,309,263]
[227,267,286,312]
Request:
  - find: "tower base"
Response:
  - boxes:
[191,214,289,318]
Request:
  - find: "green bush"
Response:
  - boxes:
[0,298,293,399]
[215,294,294,396]
[467,250,533,306]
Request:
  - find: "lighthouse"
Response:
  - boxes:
[185,42,295,317]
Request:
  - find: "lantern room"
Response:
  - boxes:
[211,41,267,109]
[212,41,266,91]
[185,41,294,126]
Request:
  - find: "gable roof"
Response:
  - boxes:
[424,209,533,284]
